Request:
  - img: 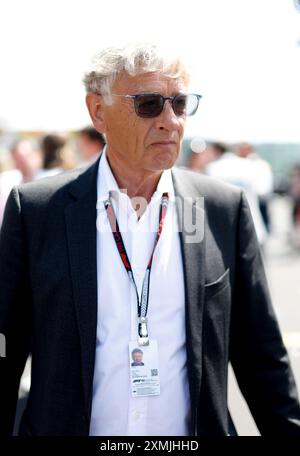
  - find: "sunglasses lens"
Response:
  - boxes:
[133,93,201,118]
[173,95,187,116]
[135,94,163,118]
[174,94,200,116]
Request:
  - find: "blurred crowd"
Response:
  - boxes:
[186,140,300,250]
[0,127,105,227]
[1,130,300,249]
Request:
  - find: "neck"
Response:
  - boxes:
[106,151,162,204]
[22,170,34,183]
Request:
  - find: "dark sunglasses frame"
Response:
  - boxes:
[112,93,202,118]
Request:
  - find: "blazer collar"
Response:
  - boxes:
[67,156,101,201]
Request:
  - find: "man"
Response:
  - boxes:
[131,349,144,367]
[0,43,300,437]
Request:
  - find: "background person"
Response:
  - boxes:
[35,133,76,180]
[0,139,41,227]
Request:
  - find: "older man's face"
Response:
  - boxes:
[132,352,143,364]
[101,71,188,172]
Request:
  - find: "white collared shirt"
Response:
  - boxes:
[89,148,191,436]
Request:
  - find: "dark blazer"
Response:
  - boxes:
[0,158,300,436]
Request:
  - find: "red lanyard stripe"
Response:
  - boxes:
[105,201,131,271]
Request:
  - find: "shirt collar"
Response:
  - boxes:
[97,145,175,203]
[152,166,175,202]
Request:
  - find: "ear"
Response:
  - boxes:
[85,93,106,132]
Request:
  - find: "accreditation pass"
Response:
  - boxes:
[129,340,160,397]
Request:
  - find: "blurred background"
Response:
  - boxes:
[0,0,300,436]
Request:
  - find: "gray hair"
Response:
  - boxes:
[83,42,190,104]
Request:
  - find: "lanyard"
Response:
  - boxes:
[104,192,169,346]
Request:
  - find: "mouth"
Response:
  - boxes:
[151,140,177,147]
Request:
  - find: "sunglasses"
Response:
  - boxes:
[111,92,202,118]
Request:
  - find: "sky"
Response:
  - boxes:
[0,0,300,142]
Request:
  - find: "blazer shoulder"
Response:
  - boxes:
[172,166,242,209]
[16,161,98,208]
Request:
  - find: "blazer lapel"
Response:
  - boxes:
[64,160,99,417]
[172,167,205,427]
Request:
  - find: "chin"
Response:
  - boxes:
[151,158,177,172]
[150,150,179,171]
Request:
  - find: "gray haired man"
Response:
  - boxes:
[0,43,300,436]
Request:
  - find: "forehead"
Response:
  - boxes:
[113,71,189,95]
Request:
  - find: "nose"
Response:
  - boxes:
[154,99,182,131]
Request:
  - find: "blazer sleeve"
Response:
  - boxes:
[0,187,32,436]
[229,192,300,435]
